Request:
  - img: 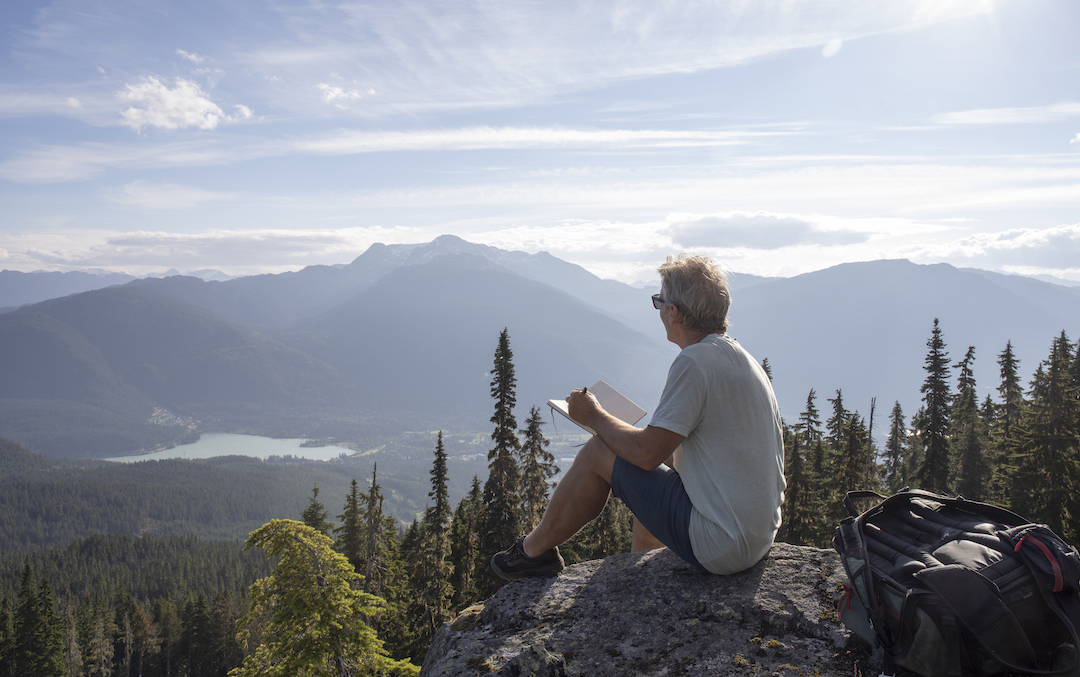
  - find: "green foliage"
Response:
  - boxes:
[402,433,454,661]
[448,477,483,611]
[481,328,522,593]
[917,319,952,493]
[951,347,990,500]
[233,519,417,677]
[518,406,558,533]
[1008,333,1080,542]
[302,484,335,537]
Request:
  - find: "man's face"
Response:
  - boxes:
[659,287,677,343]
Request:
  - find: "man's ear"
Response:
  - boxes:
[668,303,682,325]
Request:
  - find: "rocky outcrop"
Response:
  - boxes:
[422,543,875,677]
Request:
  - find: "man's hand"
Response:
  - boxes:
[566,388,602,430]
[566,388,683,471]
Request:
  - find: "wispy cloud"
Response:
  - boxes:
[296,126,788,155]
[5,226,427,274]
[934,102,1080,126]
[176,49,208,64]
[106,181,235,210]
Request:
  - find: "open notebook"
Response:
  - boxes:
[547,380,646,435]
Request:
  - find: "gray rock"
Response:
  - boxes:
[421,543,875,677]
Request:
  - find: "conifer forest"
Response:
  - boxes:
[2,321,1079,675]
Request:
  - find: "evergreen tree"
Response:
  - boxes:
[403,433,454,661]
[1010,332,1080,542]
[448,477,483,611]
[797,389,822,450]
[825,389,847,458]
[952,346,990,500]
[917,319,952,493]
[59,596,82,677]
[83,598,114,677]
[883,401,908,493]
[519,406,558,532]
[335,479,365,573]
[13,566,62,676]
[831,414,869,525]
[997,340,1023,443]
[152,594,181,677]
[0,597,13,677]
[301,484,334,537]
[233,520,417,676]
[760,358,773,381]
[482,328,522,591]
[991,340,1024,502]
[777,434,814,546]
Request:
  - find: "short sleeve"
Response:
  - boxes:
[649,352,707,438]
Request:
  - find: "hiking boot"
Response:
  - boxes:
[490,537,564,580]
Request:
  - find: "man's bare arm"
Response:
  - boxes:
[566,389,683,471]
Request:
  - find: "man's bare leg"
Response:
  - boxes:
[522,435,616,557]
[631,517,666,552]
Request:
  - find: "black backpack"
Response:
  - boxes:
[833,489,1080,677]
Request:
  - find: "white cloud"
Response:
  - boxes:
[822,39,844,58]
[317,83,363,108]
[915,223,1080,270]
[296,126,786,155]
[176,49,207,64]
[1072,133,1080,144]
[118,77,249,131]
[935,102,1080,126]
[67,97,81,109]
[665,211,868,250]
[107,181,234,210]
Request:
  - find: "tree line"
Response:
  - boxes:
[779,320,1080,548]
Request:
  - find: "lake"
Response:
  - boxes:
[102,433,352,463]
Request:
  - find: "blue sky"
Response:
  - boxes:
[2,0,1079,284]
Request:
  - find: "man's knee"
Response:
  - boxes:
[572,435,617,484]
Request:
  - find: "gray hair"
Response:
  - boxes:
[657,254,730,334]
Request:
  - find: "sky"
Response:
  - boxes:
[2,0,1079,285]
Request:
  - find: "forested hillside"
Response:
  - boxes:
[778,322,1080,548]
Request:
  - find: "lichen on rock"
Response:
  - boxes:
[421,543,875,677]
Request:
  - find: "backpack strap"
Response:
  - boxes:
[843,490,886,518]
[914,564,1040,673]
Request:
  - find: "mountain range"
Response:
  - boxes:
[2,235,1078,457]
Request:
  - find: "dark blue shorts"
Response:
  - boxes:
[610,456,705,570]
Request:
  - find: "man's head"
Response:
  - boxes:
[657,254,730,334]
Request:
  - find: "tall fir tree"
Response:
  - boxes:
[883,400,908,493]
[996,340,1023,443]
[797,389,822,450]
[403,433,454,661]
[991,340,1025,502]
[335,479,365,573]
[778,433,815,546]
[952,346,990,500]
[1010,332,1080,542]
[482,328,522,591]
[301,484,334,536]
[519,406,559,532]
[917,319,952,493]
[448,477,483,611]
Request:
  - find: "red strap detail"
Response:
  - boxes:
[838,583,854,621]
[1016,533,1064,592]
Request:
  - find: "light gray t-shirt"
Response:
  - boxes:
[649,333,785,575]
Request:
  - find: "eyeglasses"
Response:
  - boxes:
[651,294,676,310]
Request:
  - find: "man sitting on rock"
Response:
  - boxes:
[491,254,786,578]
